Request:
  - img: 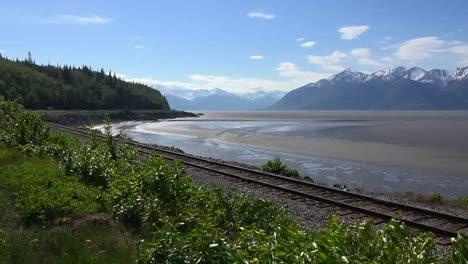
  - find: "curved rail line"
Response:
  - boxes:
[47,122,468,240]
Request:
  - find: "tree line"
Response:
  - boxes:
[0,52,170,110]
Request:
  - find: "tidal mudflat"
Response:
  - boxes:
[110,111,468,198]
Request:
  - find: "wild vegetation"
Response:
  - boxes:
[262,157,300,177]
[0,53,169,110]
[0,97,467,263]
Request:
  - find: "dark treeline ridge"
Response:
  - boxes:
[0,52,170,110]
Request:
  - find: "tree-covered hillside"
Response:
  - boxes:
[0,53,170,110]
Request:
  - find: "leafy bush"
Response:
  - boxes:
[262,157,300,177]
[262,157,286,174]
[448,233,468,263]
[0,146,102,224]
[430,193,443,203]
[0,100,48,147]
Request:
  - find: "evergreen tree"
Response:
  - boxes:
[0,57,170,110]
[26,51,33,64]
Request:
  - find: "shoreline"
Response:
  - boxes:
[39,109,199,127]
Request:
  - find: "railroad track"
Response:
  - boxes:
[47,122,468,242]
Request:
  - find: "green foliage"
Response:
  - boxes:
[430,193,443,203]
[0,146,102,225]
[262,157,300,177]
[0,56,170,110]
[448,233,468,263]
[0,100,48,146]
[310,218,437,263]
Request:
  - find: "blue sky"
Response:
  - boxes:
[1,0,467,93]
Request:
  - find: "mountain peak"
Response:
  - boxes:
[328,68,368,83]
[451,66,468,80]
[403,67,427,81]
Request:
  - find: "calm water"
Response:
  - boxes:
[103,111,468,198]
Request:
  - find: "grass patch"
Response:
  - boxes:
[0,225,135,263]
[396,192,468,209]
[0,146,136,263]
[0,146,102,225]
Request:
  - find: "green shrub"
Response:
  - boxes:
[262,157,300,177]
[448,233,468,263]
[283,167,300,177]
[0,147,102,224]
[262,157,287,174]
[430,193,443,203]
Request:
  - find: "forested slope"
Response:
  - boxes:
[0,54,169,110]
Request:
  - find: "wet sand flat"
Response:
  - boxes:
[136,111,468,177]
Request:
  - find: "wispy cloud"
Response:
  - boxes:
[249,55,264,60]
[300,41,316,48]
[45,14,112,25]
[122,62,332,94]
[247,11,275,20]
[350,48,383,66]
[397,37,445,60]
[338,25,370,40]
[307,51,347,71]
[296,38,304,42]
[276,62,331,80]
[133,45,144,49]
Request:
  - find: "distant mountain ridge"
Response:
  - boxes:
[157,86,285,110]
[272,66,468,110]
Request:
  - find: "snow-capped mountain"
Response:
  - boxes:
[365,66,408,82]
[449,66,468,81]
[272,66,468,110]
[328,68,368,83]
[157,87,285,110]
[403,67,427,81]
[325,66,468,84]
[418,69,450,84]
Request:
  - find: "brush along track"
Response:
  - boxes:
[47,122,468,241]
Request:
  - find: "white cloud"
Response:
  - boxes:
[276,62,331,80]
[45,14,112,25]
[449,44,468,65]
[133,45,144,49]
[123,62,331,94]
[350,48,370,57]
[381,57,393,63]
[249,55,264,60]
[449,44,468,56]
[307,51,347,71]
[350,48,383,66]
[300,41,316,48]
[357,57,384,66]
[247,11,275,20]
[296,38,304,42]
[338,25,370,40]
[397,37,445,60]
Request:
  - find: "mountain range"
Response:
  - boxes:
[271,66,468,110]
[156,86,286,110]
